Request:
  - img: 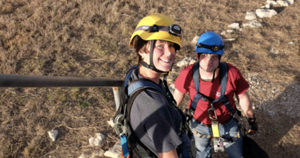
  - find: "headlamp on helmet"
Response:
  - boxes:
[133,24,182,38]
[196,43,224,52]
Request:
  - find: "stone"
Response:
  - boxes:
[103,140,122,158]
[270,47,279,54]
[226,29,234,33]
[286,0,294,4]
[256,9,277,18]
[220,30,226,35]
[89,133,105,146]
[48,130,58,141]
[228,23,240,29]
[78,153,88,158]
[277,0,289,6]
[107,117,115,128]
[91,149,105,158]
[242,20,262,28]
[245,11,256,20]
[266,0,277,7]
[176,57,193,67]
[223,38,236,42]
[191,36,199,45]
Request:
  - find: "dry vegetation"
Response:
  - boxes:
[0,0,300,157]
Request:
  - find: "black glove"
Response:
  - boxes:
[247,116,258,135]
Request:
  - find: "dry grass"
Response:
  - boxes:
[0,0,300,157]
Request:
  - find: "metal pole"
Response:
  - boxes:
[0,74,123,87]
[112,87,121,110]
[0,74,124,111]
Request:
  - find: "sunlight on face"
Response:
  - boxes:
[142,40,176,72]
[199,53,220,72]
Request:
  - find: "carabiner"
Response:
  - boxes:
[207,107,218,120]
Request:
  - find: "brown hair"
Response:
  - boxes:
[131,36,149,63]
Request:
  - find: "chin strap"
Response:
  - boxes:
[140,40,171,74]
[211,69,216,83]
[211,61,222,83]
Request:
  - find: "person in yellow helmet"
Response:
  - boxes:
[116,13,193,158]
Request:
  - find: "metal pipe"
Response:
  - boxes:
[0,74,123,87]
[112,87,121,110]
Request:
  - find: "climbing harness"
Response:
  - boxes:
[114,65,195,158]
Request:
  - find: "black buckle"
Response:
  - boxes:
[149,25,159,32]
[197,43,224,52]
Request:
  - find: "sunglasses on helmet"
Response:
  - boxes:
[196,43,224,52]
[134,24,182,38]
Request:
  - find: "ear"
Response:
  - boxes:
[138,50,146,56]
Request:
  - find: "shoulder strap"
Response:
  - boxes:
[219,62,227,96]
[128,79,166,96]
[190,62,205,111]
[213,62,235,116]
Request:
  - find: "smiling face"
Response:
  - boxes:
[139,40,176,72]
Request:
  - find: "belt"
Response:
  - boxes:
[201,117,232,128]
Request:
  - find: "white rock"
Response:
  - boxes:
[107,117,115,128]
[228,23,240,29]
[266,0,278,6]
[226,29,234,33]
[189,59,197,65]
[286,0,294,4]
[245,11,256,20]
[176,59,189,67]
[48,130,58,141]
[242,20,262,28]
[78,153,88,158]
[220,30,226,35]
[91,149,105,158]
[104,141,122,158]
[261,4,271,9]
[191,36,199,45]
[176,57,193,67]
[113,140,122,153]
[270,47,279,54]
[89,133,105,146]
[277,0,289,6]
[104,148,120,158]
[256,9,277,18]
[288,41,294,45]
[223,38,236,42]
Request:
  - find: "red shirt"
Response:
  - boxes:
[174,63,249,125]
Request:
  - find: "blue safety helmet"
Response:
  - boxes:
[195,31,224,55]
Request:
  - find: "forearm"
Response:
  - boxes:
[238,92,254,118]
[173,89,185,106]
[158,148,179,158]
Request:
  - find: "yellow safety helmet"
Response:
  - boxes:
[129,13,182,50]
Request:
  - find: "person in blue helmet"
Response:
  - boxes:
[173,31,257,158]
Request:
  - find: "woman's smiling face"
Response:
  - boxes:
[140,40,176,72]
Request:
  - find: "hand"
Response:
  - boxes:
[247,117,258,135]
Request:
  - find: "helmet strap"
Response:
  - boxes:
[140,40,170,74]
[211,63,220,83]
[211,68,216,83]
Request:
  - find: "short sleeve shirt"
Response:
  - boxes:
[174,63,249,125]
[130,68,191,154]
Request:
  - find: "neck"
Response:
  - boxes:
[139,65,161,84]
[199,68,219,81]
